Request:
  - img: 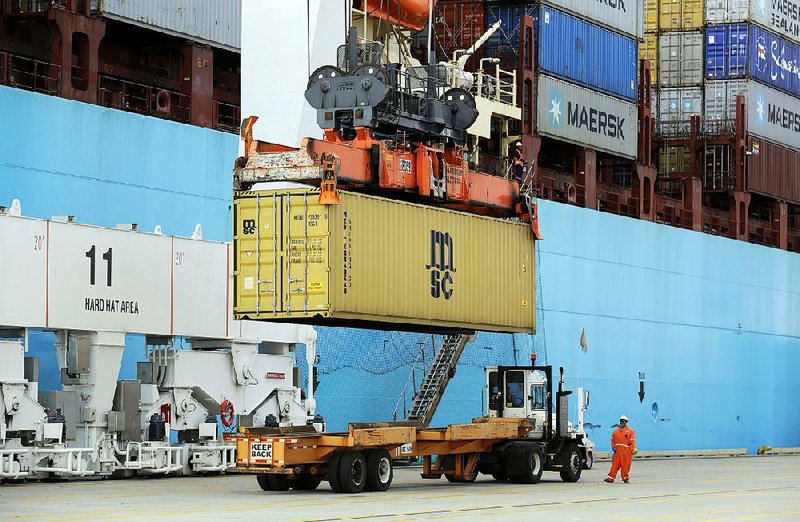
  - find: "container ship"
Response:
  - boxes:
[0,0,798,477]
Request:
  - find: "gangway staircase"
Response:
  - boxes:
[407,333,475,426]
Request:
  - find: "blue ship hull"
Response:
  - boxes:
[2,86,798,454]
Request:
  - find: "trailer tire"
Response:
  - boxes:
[328,451,344,493]
[267,474,293,491]
[256,473,272,491]
[338,451,367,493]
[293,474,322,491]
[509,444,543,484]
[559,446,583,483]
[583,451,593,470]
[365,449,393,492]
[491,469,508,481]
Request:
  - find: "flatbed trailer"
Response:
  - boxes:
[227,416,587,493]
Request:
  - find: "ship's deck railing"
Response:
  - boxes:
[597,182,639,219]
[654,194,694,230]
[2,0,69,16]
[214,100,241,134]
[748,217,779,249]
[473,66,516,107]
[98,74,191,123]
[0,51,61,96]
[702,207,734,238]
[654,118,736,139]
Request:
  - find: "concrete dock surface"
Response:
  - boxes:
[1,455,798,521]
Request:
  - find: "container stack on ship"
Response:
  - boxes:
[644,0,800,251]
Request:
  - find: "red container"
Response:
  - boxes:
[435,0,486,59]
[747,137,800,205]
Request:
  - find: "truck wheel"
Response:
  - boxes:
[583,452,593,470]
[338,451,367,493]
[293,474,322,491]
[509,445,543,484]
[256,473,272,491]
[365,449,393,492]
[267,474,293,491]
[491,467,508,481]
[328,451,344,493]
[560,447,582,483]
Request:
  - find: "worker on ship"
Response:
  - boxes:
[605,415,637,483]
[512,142,526,183]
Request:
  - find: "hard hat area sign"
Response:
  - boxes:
[47,222,171,333]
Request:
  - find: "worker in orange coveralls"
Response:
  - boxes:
[605,415,637,483]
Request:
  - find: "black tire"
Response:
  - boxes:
[256,473,272,491]
[491,468,508,481]
[559,447,583,483]
[267,474,293,491]
[293,474,322,491]
[509,444,544,484]
[583,451,594,470]
[337,451,367,493]
[328,451,344,493]
[365,449,393,492]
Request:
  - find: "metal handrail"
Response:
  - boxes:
[473,66,516,106]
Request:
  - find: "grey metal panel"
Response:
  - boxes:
[92,0,241,51]
[658,32,704,86]
[24,356,38,383]
[536,75,638,159]
[704,80,800,150]
[542,0,644,39]
[705,0,800,45]
[39,391,77,441]
[113,380,142,442]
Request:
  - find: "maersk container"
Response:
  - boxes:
[91,0,241,51]
[747,137,800,204]
[659,0,704,30]
[233,189,536,334]
[659,32,704,86]
[706,0,800,45]
[705,24,800,97]
[705,80,800,151]
[538,7,638,101]
[657,87,704,130]
[542,0,644,39]
[536,75,638,159]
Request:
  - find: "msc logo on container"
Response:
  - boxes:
[425,230,456,300]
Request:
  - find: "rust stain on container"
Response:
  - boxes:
[233,188,536,334]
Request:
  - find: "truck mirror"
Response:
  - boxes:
[584,391,590,409]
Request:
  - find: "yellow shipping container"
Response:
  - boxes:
[640,32,659,85]
[659,0,703,30]
[233,188,536,333]
[644,0,658,32]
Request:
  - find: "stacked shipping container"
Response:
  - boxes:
[643,0,800,208]
[445,1,644,159]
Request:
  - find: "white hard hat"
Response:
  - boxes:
[619,415,629,422]
[516,141,523,147]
